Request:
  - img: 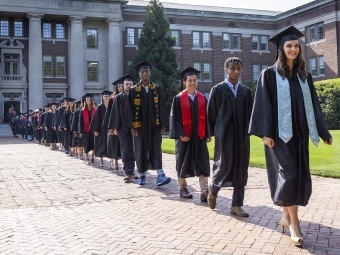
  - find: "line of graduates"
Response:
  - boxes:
[10,112,33,140]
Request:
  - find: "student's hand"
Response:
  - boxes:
[114,129,119,136]
[131,128,138,136]
[325,137,333,145]
[263,136,275,148]
[58,127,61,131]
[109,129,114,135]
[64,128,67,131]
[79,133,83,138]
[54,127,56,130]
[45,127,47,131]
[206,137,212,142]
[94,131,99,136]
[161,127,166,133]
[180,136,190,142]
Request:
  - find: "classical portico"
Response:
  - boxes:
[0,0,124,122]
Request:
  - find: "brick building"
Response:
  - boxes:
[0,0,338,122]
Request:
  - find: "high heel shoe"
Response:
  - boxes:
[289,225,303,244]
[280,218,289,233]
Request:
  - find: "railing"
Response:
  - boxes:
[1,75,27,83]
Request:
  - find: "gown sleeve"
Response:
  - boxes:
[307,73,332,141]
[90,105,101,133]
[169,96,186,139]
[78,110,84,134]
[206,85,220,137]
[248,69,275,139]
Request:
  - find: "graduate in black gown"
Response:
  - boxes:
[207,57,253,217]
[44,103,58,149]
[79,94,96,165]
[33,109,43,144]
[90,90,111,167]
[170,67,210,201]
[40,105,49,145]
[108,74,137,182]
[54,98,68,151]
[103,80,122,170]
[249,26,333,244]
[26,114,34,141]
[71,100,84,159]
[129,60,171,186]
[170,67,211,202]
[60,98,76,155]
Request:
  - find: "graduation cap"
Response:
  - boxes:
[269,26,304,59]
[67,97,76,102]
[44,104,50,108]
[59,99,64,103]
[177,66,200,91]
[120,74,135,83]
[112,78,123,86]
[101,90,113,96]
[134,60,152,75]
[82,93,94,99]
[50,102,57,106]
[75,100,81,104]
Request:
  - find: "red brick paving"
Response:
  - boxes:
[0,137,339,254]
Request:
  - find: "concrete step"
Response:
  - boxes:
[0,124,13,137]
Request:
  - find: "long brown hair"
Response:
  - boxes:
[82,98,94,110]
[66,102,76,113]
[276,43,307,81]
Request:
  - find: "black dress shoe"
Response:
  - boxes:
[180,188,193,199]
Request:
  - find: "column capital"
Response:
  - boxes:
[106,18,123,25]
[27,13,44,20]
[69,16,85,23]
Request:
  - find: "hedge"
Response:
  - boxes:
[314,78,340,130]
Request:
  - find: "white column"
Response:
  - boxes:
[27,14,43,110]
[107,18,123,88]
[69,16,85,100]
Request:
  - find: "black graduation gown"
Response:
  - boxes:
[26,118,33,136]
[109,92,134,169]
[71,109,83,147]
[207,81,253,188]
[128,83,169,173]
[249,67,332,206]
[103,97,121,160]
[90,104,108,157]
[60,110,73,148]
[170,94,210,178]
[54,106,66,144]
[44,112,57,143]
[79,109,95,153]
[40,112,47,141]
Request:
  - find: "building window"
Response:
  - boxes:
[232,34,240,49]
[87,29,98,48]
[193,62,200,79]
[252,35,268,51]
[56,23,64,39]
[309,25,315,43]
[56,56,65,76]
[87,62,98,81]
[309,58,317,76]
[14,19,23,37]
[171,30,180,46]
[318,56,324,75]
[202,32,210,48]
[253,64,260,82]
[193,32,200,47]
[127,60,132,70]
[317,23,323,40]
[42,22,51,38]
[0,18,9,36]
[223,33,230,49]
[43,56,52,76]
[138,28,142,39]
[203,63,211,80]
[127,28,135,45]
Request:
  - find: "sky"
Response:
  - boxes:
[159,0,314,12]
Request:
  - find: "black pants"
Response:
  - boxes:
[211,185,245,206]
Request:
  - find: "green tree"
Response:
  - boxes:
[130,0,178,113]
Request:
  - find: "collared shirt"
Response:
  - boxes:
[188,90,197,101]
[142,83,149,93]
[225,79,239,98]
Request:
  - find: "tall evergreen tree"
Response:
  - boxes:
[131,0,178,113]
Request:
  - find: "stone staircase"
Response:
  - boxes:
[0,123,13,137]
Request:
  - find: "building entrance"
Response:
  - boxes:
[3,101,20,123]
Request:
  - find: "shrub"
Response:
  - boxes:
[314,78,340,130]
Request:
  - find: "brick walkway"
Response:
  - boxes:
[0,137,339,255]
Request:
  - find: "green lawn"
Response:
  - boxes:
[162,130,340,178]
